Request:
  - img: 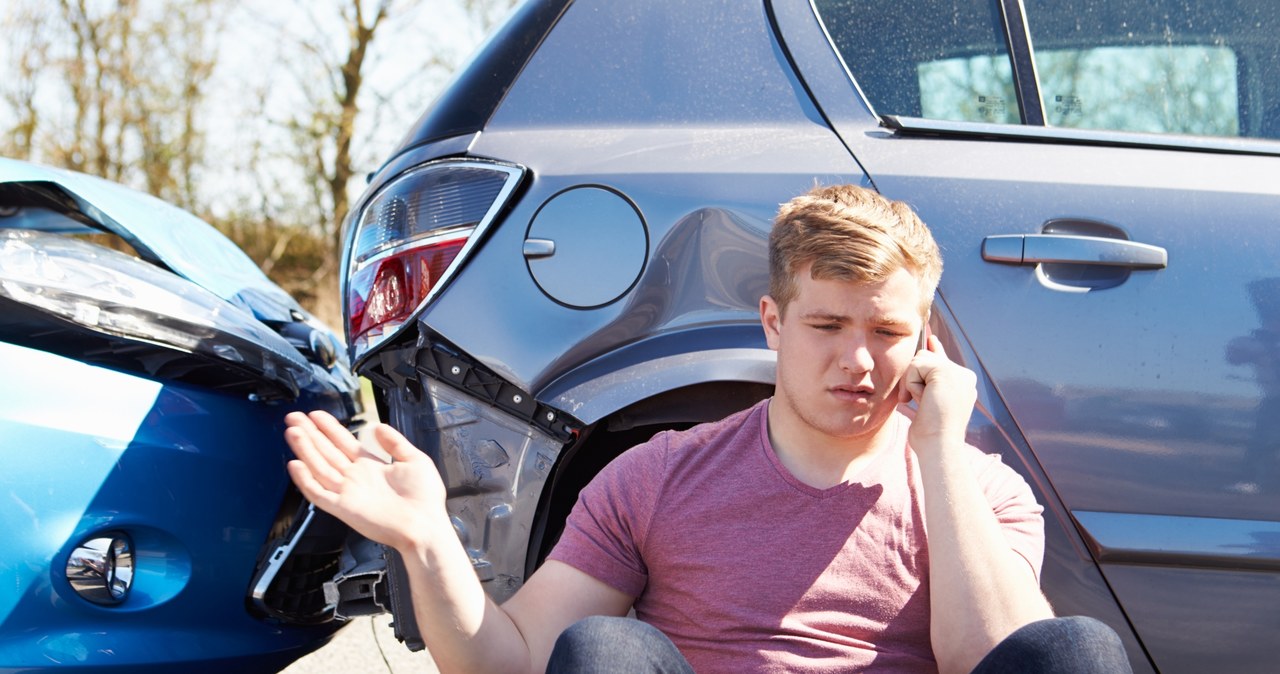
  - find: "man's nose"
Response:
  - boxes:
[840,339,874,373]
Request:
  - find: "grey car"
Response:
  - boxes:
[312,1,1280,672]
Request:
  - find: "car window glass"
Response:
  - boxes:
[1035,46,1238,135]
[1023,0,1273,139]
[917,55,1018,124]
[813,0,1280,141]
[812,0,1019,124]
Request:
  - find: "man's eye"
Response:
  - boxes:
[812,324,840,332]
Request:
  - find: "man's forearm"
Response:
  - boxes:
[281,412,541,672]
[916,439,1054,674]
[398,525,534,674]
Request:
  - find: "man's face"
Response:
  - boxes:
[761,263,925,449]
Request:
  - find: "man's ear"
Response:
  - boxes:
[918,309,932,351]
[761,295,782,350]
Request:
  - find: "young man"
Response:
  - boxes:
[284,185,1132,674]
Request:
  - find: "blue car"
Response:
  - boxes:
[0,158,362,672]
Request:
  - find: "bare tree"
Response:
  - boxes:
[54,0,130,178]
[279,0,519,250]
[5,0,222,210]
[278,0,393,256]
[0,3,50,159]
[330,0,390,245]
[129,0,221,210]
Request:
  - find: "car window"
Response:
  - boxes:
[1033,45,1238,135]
[813,0,1019,125]
[916,54,1017,125]
[813,0,1280,141]
[1023,0,1262,138]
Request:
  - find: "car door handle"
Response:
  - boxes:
[982,234,1167,269]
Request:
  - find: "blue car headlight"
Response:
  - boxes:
[0,229,314,400]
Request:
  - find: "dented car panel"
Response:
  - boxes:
[0,158,360,672]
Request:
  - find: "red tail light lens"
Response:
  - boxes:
[348,234,468,345]
[345,160,523,361]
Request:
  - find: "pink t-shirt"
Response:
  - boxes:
[547,399,1044,673]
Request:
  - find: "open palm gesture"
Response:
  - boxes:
[284,411,449,552]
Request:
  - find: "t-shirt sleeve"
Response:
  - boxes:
[545,433,669,598]
[969,449,1047,583]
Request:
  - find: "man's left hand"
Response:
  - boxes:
[898,334,978,451]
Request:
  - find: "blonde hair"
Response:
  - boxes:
[768,184,942,316]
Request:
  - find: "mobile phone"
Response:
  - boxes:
[917,318,931,351]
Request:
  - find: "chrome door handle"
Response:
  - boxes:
[982,234,1167,269]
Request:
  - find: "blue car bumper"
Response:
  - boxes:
[0,342,343,672]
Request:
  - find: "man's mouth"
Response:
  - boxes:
[831,384,875,399]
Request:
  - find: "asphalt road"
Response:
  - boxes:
[280,614,439,674]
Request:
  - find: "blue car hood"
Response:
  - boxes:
[0,158,301,321]
[0,158,361,404]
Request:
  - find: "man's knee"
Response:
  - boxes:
[972,616,1133,674]
[556,615,657,652]
[548,616,693,674]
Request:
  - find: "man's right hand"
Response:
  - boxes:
[284,410,635,674]
[284,410,448,553]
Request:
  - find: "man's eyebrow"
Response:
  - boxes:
[798,311,850,322]
[799,311,915,328]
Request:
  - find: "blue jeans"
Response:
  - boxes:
[546,615,1133,673]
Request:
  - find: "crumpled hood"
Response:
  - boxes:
[0,157,360,406]
[0,157,302,322]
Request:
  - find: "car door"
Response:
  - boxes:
[775,2,1280,673]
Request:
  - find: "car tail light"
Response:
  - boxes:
[346,160,523,362]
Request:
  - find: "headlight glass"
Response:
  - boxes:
[0,229,313,399]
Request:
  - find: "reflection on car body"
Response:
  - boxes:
[291,2,1280,673]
